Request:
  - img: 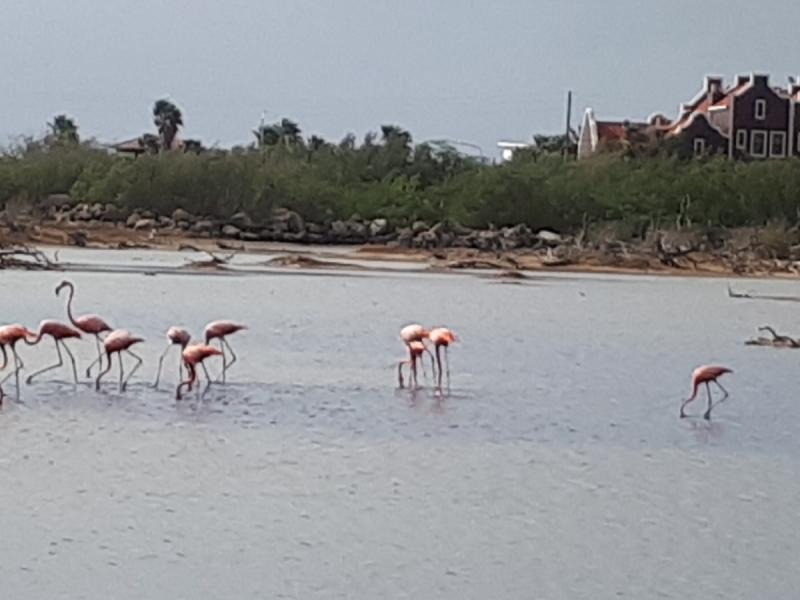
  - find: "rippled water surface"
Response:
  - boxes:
[2,247,800,599]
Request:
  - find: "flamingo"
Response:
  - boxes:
[203,320,247,383]
[95,329,145,392]
[55,280,113,378]
[428,327,458,392]
[0,324,36,398]
[680,365,732,420]
[24,320,82,384]
[398,340,435,389]
[153,326,192,388]
[176,344,223,400]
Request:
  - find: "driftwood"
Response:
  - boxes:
[181,247,237,269]
[745,326,800,348]
[0,245,58,270]
[728,285,800,303]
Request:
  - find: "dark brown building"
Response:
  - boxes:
[666,73,799,159]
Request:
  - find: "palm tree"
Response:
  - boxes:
[153,99,184,151]
[253,118,303,148]
[47,114,79,145]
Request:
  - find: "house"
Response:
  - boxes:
[577,109,650,159]
[109,134,204,157]
[580,73,800,160]
[497,140,535,161]
[666,73,800,159]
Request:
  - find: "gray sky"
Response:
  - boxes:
[2,1,799,158]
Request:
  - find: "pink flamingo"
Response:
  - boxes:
[24,320,82,384]
[203,320,247,382]
[95,329,145,392]
[56,280,113,378]
[176,344,223,400]
[0,341,7,405]
[153,326,192,388]
[0,324,36,398]
[428,327,458,391]
[398,340,435,389]
[680,365,732,420]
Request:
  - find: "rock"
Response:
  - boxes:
[369,218,390,237]
[89,203,105,219]
[240,232,260,242]
[395,227,414,248]
[125,213,141,228]
[327,219,367,243]
[175,220,190,230]
[41,194,76,209]
[71,204,92,221]
[221,224,241,238]
[306,222,326,235]
[413,230,439,249]
[272,209,305,234]
[101,204,129,222]
[133,218,157,231]
[229,212,253,231]
[140,210,156,219]
[172,208,191,222]
[192,220,215,234]
[158,216,175,228]
[411,220,429,234]
[258,229,276,242]
[536,229,563,246]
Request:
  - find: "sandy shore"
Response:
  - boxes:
[3,221,799,280]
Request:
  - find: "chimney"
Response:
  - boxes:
[736,74,750,87]
[705,75,724,103]
[751,73,769,86]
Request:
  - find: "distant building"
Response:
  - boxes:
[579,73,800,160]
[497,140,535,161]
[666,73,800,159]
[577,109,649,159]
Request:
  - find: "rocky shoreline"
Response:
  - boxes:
[4,196,800,279]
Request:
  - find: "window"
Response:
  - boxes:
[770,131,787,157]
[693,138,706,156]
[736,130,747,150]
[751,130,767,157]
[755,99,767,120]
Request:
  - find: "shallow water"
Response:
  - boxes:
[1,249,800,599]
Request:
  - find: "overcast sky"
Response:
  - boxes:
[2,1,799,157]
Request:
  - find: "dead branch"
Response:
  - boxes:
[0,245,58,270]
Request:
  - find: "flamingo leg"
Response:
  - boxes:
[118,351,125,391]
[397,360,407,388]
[713,380,729,400]
[12,344,23,398]
[200,362,213,397]
[434,345,443,391]
[221,337,238,381]
[86,335,105,378]
[62,341,79,384]
[214,338,227,383]
[444,345,451,392]
[411,356,419,388]
[703,382,713,420]
[26,338,65,384]
[153,342,173,388]
[121,349,143,391]
[95,352,114,391]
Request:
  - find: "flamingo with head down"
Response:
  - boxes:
[0,324,36,398]
[203,320,247,383]
[95,329,145,392]
[153,326,192,388]
[24,320,82,384]
[176,344,223,400]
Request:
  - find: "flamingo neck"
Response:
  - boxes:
[0,345,7,370]
[63,283,77,326]
[176,364,197,399]
[24,329,43,346]
[687,381,700,402]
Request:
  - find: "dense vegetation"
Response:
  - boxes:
[3,110,800,235]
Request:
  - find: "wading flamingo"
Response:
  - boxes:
[95,329,145,392]
[428,327,458,391]
[176,344,223,400]
[153,326,192,388]
[24,320,82,384]
[55,280,113,378]
[0,324,36,398]
[203,320,247,383]
[398,340,435,389]
[680,365,732,420]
